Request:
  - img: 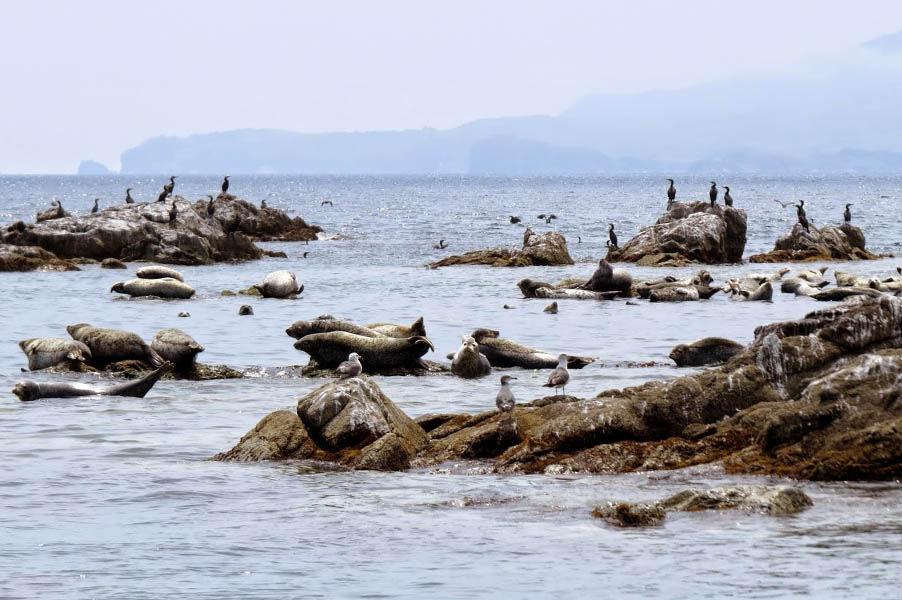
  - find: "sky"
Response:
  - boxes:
[2,0,902,173]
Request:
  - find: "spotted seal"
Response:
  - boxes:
[12,362,172,401]
[253,270,302,298]
[450,336,492,379]
[136,266,185,282]
[293,332,434,370]
[365,317,427,338]
[151,329,205,370]
[18,338,92,371]
[669,337,744,367]
[470,329,594,370]
[67,323,164,367]
[111,278,195,299]
[286,317,384,340]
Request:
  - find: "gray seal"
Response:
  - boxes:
[286,317,384,340]
[471,329,594,370]
[111,278,195,299]
[151,329,205,370]
[18,338,92,371]
[67,323,164,368]
[580,259,632,296]
[293,332,434,370]
[136,266,184,281]
[253,270,302,298]
[12,362,172,401]
[451,336,492,379]
[669,337,744,367]
[365,317,427,338]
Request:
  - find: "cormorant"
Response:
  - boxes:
[709,181,718,206]
[667,178,676,205]
[844,204,852,223]
[206,195,215,216]
[608,223,618,249]
[796,203,810,233]
[537,214,557,224]
[303,251,309,258]
[125,188,134,204]
[796,200,807,219]
[577,236,582,243]
[221,176,230,193]
[156,188,169,203]
[723,186,733,207]
[163,176,177,196]
[91,198,99,214]
[169,200,178,224]
[510,215,521,224]
[433,239,448,249]
[261,199,267,209]
[321,200,333,206]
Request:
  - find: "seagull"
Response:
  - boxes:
[773,199,794,208]
[495,375,517,413]
[543,354,570,396]
[335,352,362,379]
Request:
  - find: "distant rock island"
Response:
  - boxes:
[77,160,112,175]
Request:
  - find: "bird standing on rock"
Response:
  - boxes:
[709,181,718,206]
[796,202,810,233]
[723,186,733,207]
[607,223,618,249]
[163,176,177,196]
[156,188,169,203]
[206,195,215,216]
[543,354,570,395]
[495,375,516,413]
[335,352,363,379]
[667,178,676,206]
[221,176,230,193]
[91,198,99,214]
[125,188,134,204]
[261,199,267,209]
[168,200,178,224]
[844,204,852,223]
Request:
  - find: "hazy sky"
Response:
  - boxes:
[2,0,901,173]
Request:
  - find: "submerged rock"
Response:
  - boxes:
[592,502,666,527]
[749,223,881,263]
[659,486,812,515]
[429,229,574,268]
[0,243,79,272]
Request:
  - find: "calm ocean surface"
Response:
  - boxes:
[0,175,900,598]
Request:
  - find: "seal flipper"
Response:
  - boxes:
[146,346,165,368]
[104,362,173,398]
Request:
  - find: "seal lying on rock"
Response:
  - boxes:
[294,332,435,370]
[18,338,92,371]
[67,323,164,367]
[834,271,870,288]
[780,278,822,297]
[285,317,384,339]
[669,337,744,367]
[253,270,302,298]
[365,317,427,338]
[451,336,492,378]
[471,328,594,369]
[726,281,773,302]
[12,362,172,401]
[111,278,195,299]
[136,265,184,281]
[648,285,720,302]
[636,270,713,298]
[580,259,633,296]
[151,329,205,370]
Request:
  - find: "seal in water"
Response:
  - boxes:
[238,305,254,315]
[365,317,427,338]
[18,338,92,371]
[12,362,173,401]
[451,336,492,379]
[471,329,594,370]
[496,375,516,413]
[136,265,184,282]
[334,352,363,379]
[111,278,195,299]
[67,323,164,368]
[151,329,204,370]
[286,317,384,339]
[293,332,434,371]
[543,354,570,395]
[253,270,302,298]
[669,337,744,367]
[543,301,558,314]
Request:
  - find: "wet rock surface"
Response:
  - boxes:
[749,223,882,263]
[429,229,574,267]
[0,243,79,272]
[606,202,747,265]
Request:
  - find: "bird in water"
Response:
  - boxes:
[607,223,618,249]
[221,176,230,193]
[537,213,557,224]
[510,215,521,224]
[163,176,177,197]
[577,236,581,243]
[796,202,810,233]
[709,181,718,206]
[495,375,517,414]
[543,354,570,396]
[335,352,363,379]
[844,203,852,223]
[302,251,309,258]
[433,239,448,249]
[168,200,178,224]
[667,178,676,206]
[260,199,267,209]
[321,200,333,206]
[723,186,733,207]
[125,188,134,204]
[91,198,100,214]
[206,195,215,216]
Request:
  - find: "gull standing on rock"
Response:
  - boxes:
[495,375,516,413]
[543,354,570,395]
[335,352,363,379]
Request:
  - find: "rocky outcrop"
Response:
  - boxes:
[429,229,573,267]
[606,202,747,265]
[1,195,322,266]
[215,378,428,470]
[749,223,881,263]
[0,243,79,272]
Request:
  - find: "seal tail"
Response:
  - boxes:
[109,362,173,398]
[146,346,166,368]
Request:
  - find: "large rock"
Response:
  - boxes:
[211,410,327,462]
[1,195,322,265]
[749,223,880,262]
[429,229,573,267]
[606,202,746,265]
[195,193,322,242]
[0,243,79,272]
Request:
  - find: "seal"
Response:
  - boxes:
[253,270,302,298]
[18,338,92,371]
[365,317,427,338]
[111,278,195,299]
[12,362,173,401]
[451,336,492,379]
[580,259,632,296]
[136,265,185,282]
[151,329,205,370]
[780,278,820,297]
[543,301,558,314]
[238,305,254,315]
[834,271,870,288]
[669,337,744,367]
[293,332,434,371]
[471,329,594,370]
[726,281,773,302]
[286,317,384,340]
[648,285,720,302]
[67,323,164,368]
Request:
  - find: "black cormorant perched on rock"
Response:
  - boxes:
[168,200,178,224]
[608,223,618,249]
[125,188,134,204]
[667,179,676,205]
[844,204,852,223]
[723,186,733,207]
[260,199,267,209]
[796,200,806,219]
[221,176,230,193]
[433,239,448,249]
[206,195,215,216]
[510,215,521,224]
[709,181,718,206]
[91,198,99,214]
[796,203,810,233]
[163,176,177,196]
[156,188,169,203]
